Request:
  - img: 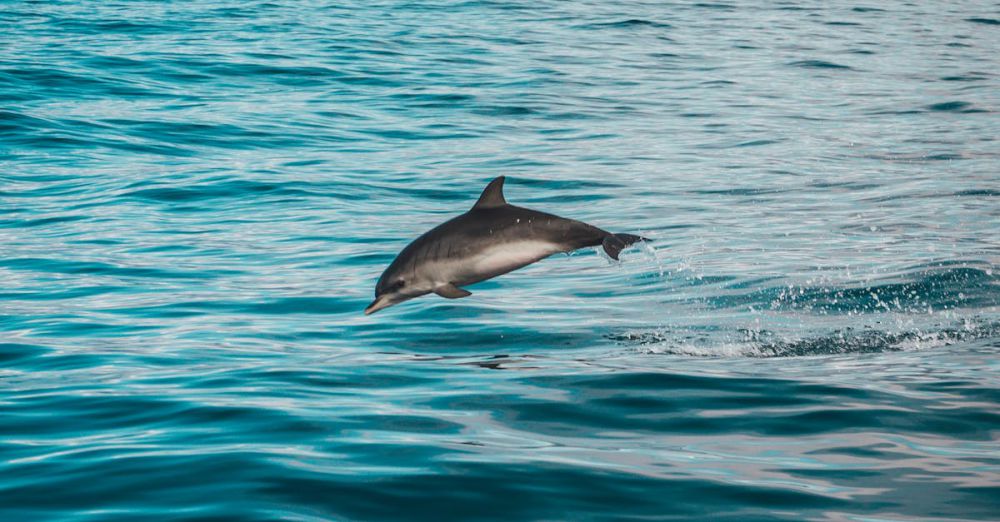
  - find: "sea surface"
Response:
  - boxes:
[2,1,999,520]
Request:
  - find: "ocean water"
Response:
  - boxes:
[2,0,999,520]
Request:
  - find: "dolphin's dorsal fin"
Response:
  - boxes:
[472,176,507,209]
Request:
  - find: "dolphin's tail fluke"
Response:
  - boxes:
[602,233,649,260]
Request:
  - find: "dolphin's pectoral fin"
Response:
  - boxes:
[602,233,648,261]
[434,283,472,299]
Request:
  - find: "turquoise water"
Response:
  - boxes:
[2,1,999,520]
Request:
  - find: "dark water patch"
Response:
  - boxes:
[82,55,154,71]
[464,157,556,169]
[864,108,925,116]
[170,404,331,436]
[2,395,185,435]
[692,186,788,196]
[342,414,464,434]
[693,3,736,9]
[25,321,160,338]
[0,67,105,90]
[0,110,60,133]
[0,257,232,280]
[388,327,598,353]
[243,297,355,315]
[533,370,842,397]
[788,60,852,70]
[103,301,225,319]
[0,350,114,372]
[389,91,476,108]
[107,297,356,318]
[924,153,963,161]
[926,101,986,113]
[952,189,1000,197]
[512,177,622,192]
[735,139,781,147]
[940,73,990,81]
[123,179,319,204]
[578,19,673,30]
[0,215,87,228]
[240,51,298,61]
[50,17,178,35]
[529,193,612,204]
[203,62,342,83]
[0,343,51,365]
[965,18,1000,25]
[101,118,301,149]
[313,109,370,120]
[473,105,539,116]
[0,66,171,98]
[809,180,883,190]
[0,286,126,302]
[358,128,480,141]
[6,132,197,156]
[186,366,439,394]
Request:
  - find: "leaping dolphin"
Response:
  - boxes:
[365,176,648,314]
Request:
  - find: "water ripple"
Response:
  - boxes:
[1,0,998,520]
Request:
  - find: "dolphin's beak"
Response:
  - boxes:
[364,295,394,315]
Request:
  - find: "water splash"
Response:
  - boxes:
[611,319,1000,358]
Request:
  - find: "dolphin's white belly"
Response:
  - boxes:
[468,240,562,280]
[416,240,564,289]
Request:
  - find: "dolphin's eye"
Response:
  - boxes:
[391,280,405,291]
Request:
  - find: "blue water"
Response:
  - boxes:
[2,1,999,520]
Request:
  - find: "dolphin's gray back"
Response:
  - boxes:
[447,204,608,255]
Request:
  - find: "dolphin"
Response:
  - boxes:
[364,176,648,314]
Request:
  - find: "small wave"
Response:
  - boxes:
[940,73,990,82]
[926,101,987,113]
[109,297,357,318]
[473,105,538,117]
[578,19,672,30]
[788,60,853,70]
[692,3,735,10]
[0,257,235,279]
[709,266,998,314]
[123,179,316,204]
[0,343,51,366]
[611,320,1000,358]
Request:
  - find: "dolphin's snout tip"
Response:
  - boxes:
[364,296,391,315]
